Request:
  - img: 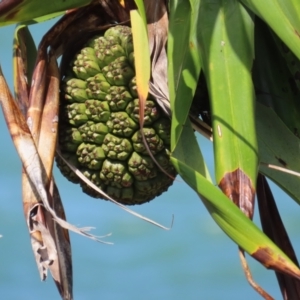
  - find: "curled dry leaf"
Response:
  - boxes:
[144,0,170,117]
[2,1,174,299]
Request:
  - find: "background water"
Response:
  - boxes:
[0,18,299,300]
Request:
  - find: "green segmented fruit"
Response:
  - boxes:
[57,25,176,205]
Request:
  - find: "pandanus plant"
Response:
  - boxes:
[1,0,300,299]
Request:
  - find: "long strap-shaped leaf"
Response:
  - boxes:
[13,25,74,300]
[0,0,92,26]
[168,0,202,150]
[171,120,300,280]
[131,0,150,128]
[257,174,300,299]
[198,0,257,219]
[240,0,300,60]
[168,0,300,283]
[256,102,300,204]
[252,16,300,207]
[13,24,36,115]
[253,17,300,136]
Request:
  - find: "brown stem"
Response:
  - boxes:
[239,248,274,300]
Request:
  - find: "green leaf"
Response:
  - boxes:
[253,17,300,135]
[253,17,300,205]
[171,120,300,279]
[168,0,202,150]
[240,0,300,60]
[257,102,300,204]
[198,0,258,217]
[0,0,92,26]
[130,4,150,127]
[172,118,211,182]
[133,0,147,25]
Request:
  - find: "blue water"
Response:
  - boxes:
[0,18,299,300]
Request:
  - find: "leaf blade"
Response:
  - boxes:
[198,0,258,218]
[240,0,300,60]
[0,0,92,26]
[168,0,202,150]
[130,7,150,127]
[171,147,300,280]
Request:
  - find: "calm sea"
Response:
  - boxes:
[0,17,299,300]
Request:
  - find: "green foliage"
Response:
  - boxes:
[2,0,300,298]
[168,0,300,285]
[0,0,92,26]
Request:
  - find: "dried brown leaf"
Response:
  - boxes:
[218,168,255,219]
[257,174,300,300]
[145,0,170,116]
